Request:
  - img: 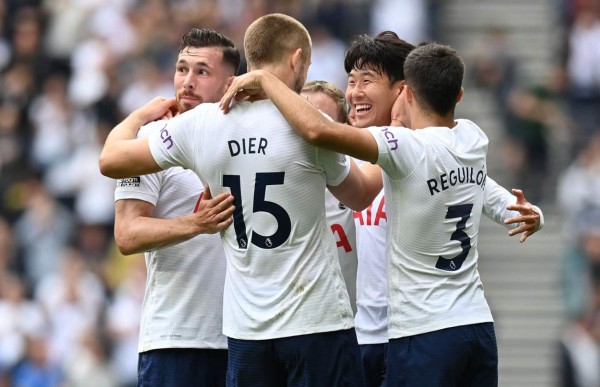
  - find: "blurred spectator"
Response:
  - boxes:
[0,273,46,375]
[117,59,172,115]
[501,86,551,203]
[106,258,145,387]
[6,8,51,88]
[306,23,347,90]
[11,335,63,387]
[565,3,600,156]
[13,178,74,286]
[0,217,17,275]
[557,134,600,319]
[0,102,28,189]
[470,26,518,124]
[559,280,600,387]
[62,329,117,387]
[28,73,96,174]
[43,122,116,227]
[370,0,428,44]
[34,248,105,365]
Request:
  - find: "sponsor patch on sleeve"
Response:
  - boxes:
[117,177,141,187]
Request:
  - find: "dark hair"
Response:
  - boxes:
[404,43,464,116]
[344,31,415,85]
[179,28,241,75]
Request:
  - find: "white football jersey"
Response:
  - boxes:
[148,100,354,340]
[354,186,388,345]
[367,119,493,339]
[115,121,227,352]
[324,189,358,314]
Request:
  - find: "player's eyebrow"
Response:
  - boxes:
[177,59,213,69]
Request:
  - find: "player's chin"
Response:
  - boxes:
[179,101,200,113]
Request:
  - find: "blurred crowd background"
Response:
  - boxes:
[0,0,599,386]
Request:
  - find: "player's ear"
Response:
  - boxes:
[456,87,464,105]
[393,80,405,96]
[224,76,235,92]
[290,48,303,72]
[405,83,413,103]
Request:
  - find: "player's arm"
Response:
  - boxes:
[114,191,235,255]
[483,177,543,243]
[328,160,383,211]
[220,70,379,163]
[99,97,178,178]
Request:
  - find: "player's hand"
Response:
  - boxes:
[220,70,266,113]
[192,186,235,234]
[131,97,178,125]
[504,189,541,243]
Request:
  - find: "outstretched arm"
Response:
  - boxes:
[483,177,543,243]
[114,189,235,255]
[99,97,178,178]
[220,70,379,163]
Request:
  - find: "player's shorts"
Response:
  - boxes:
[359,342,388,387]
[386,322,498,387]
[138,348,228,387]
[227,328,364,387]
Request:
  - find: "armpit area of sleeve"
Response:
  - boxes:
[114,189,158,205]
[326,161,351,187]
[148,133,175,170]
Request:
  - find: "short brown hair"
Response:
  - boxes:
[244,13,311,69]
[301,80,348,123]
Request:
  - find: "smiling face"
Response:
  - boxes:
[345,67,402,128]
[174,46,234,113]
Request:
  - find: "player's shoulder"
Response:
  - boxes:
[454,119,487,139]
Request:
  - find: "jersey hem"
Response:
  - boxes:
[223,321,354,341]
[388,314,494,339]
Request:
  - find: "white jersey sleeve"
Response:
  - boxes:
[115,122,166,204]
[147,110,199,171]
[483,177,518,228]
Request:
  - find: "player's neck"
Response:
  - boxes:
[411,112,456,130]
[257,64,296,92]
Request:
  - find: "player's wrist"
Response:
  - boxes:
[531,205,544,231]
[126,112,148,133]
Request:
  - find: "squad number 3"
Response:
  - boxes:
[435,204,473,271]
[223,172,291,249]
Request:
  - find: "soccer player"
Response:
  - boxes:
[220,43,542,387]
[113,29,239,386]
[301,80,358,314]
[99,13,381,387]
[342,31,545,387]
